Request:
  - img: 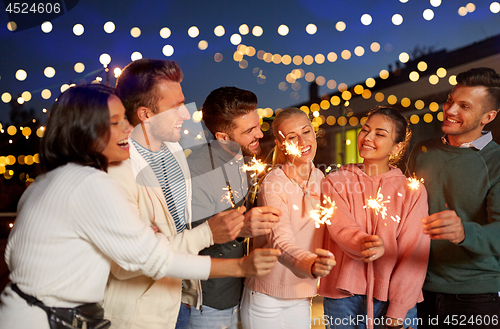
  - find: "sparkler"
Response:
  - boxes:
[407,175,424,190]
[279,130,302,158]
[309,195,337,228]
[364,187,390,219]
[241,157,267,178]
[221,185,240,208]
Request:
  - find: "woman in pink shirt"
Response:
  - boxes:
[320,106,430,329]
[241,108,336,329]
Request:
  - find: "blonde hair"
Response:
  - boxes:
[271,107,312,168]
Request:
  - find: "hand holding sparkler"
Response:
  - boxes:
[239,206,281,238]
[311,248,336,278]
[360,235,385,263]
[237,248,282,277]
[208,206,246,244]
[422,210,465,244]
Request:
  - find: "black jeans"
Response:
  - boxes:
[418,290,500,328]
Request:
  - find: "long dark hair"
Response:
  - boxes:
[366,106,412,165]
[40,84,117,173]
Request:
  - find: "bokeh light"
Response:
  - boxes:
[379,70,389,79]
[214,25,225,37]
[73,24,84,36]
[163,45,174,57]
[392,14,403,25]
[278,24,289,36]
[7,21,17,32]
[198,40,208,50]
[44,67,55,78]
[491,2,500,13]
[361,14,372,25]
[341,50,351,60]
[336,21,346,31]
[429,75,439,85]
[239,24,250,35]
[104,21,115,33]
[399,52,410,63]
[449,75,457,85]
[418,61,428,71]
[436,67,447,78]
[99,54,111,68]
[41,21,52,33]
[410,114,420,124]
[74,62,85,73]
[409,71,420,82]
[130,27,141,38]
[1,92,12,103]
[327,52,338,62]
[21,91,31,102]
[160,27,171,38]
[41,89,51,100]
[188,26,199,38]
[306,24,317,34]
[131,52,142,61]
[354,46,365,57]
[230,34,242,45]
[370,42,381,52]
[16,69,27,81]
[252,26,263,37]
[423,9,434,20]
[430,0,441,7]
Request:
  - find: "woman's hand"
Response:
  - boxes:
[360,235,384,263]
[238,248,281,277]
[311,248,336,278]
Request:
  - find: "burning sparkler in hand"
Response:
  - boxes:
[309,195,337,228]
[221,185,240,208]
[364,187,390,219]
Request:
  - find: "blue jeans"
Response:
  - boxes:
[189,304,240,329]
[175,303,191,329]
[323,295,418,329]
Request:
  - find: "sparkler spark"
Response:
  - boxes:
[309,196,337,228]
[278,130,302,158]
[241,157,267,178]
[391,215,401,223]
[283,140,302,157]
[221,185,240,208]
[407,176,424,190]
[364,187,390,219]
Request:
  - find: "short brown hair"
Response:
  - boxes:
[116,59,183,125]
[202,86,258,136]
[456,67,500,112]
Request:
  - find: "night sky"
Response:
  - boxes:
[1,0,500,125]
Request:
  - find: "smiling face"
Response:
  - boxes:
[102,95,133,163]
[276,114,317,166]
[147,79,190,144]
[442,84,495,146]
[227,110,264,156]
[357,114,402,168]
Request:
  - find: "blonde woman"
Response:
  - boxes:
[241,108,336,329]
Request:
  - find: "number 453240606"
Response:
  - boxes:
[5,2,61,14]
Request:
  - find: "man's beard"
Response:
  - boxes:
[241,140,261,157]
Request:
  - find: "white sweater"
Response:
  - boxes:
[4,163,211,308]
